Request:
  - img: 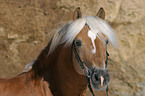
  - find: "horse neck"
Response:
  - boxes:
[32,41,87,96]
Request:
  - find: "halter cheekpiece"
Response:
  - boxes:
[71,39,109,96]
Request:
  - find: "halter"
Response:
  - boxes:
[71,39,109,96]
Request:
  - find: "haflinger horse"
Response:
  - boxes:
[0,7,117,96]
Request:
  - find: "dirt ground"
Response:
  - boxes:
[0,0,145,96]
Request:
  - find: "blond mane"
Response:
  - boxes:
[48,16,118,55]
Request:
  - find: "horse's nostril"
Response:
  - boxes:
[106,74,109,77]
[94,74,99,81]
[106,73,110,82]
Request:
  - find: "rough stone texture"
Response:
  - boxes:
[0,0,145,96]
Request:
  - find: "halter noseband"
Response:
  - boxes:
[71,39,109,96]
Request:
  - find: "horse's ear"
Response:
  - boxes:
[73,7,82,20]
[96,7,105,20]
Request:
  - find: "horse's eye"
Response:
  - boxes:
[75,40,82,46]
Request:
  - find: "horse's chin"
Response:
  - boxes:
[93,84,108,90]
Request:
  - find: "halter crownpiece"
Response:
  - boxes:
[71,40,109,96]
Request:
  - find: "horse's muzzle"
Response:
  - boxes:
[90,68,110,90]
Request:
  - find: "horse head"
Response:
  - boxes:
[71,7,118,90]
[48,7,117,91]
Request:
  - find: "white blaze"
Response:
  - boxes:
[88,30,97,54]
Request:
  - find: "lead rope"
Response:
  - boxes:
[105,39,109,96]
[85,76,95,96]
[72,40,109,96]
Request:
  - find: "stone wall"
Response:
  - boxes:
[0,0,145,96]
